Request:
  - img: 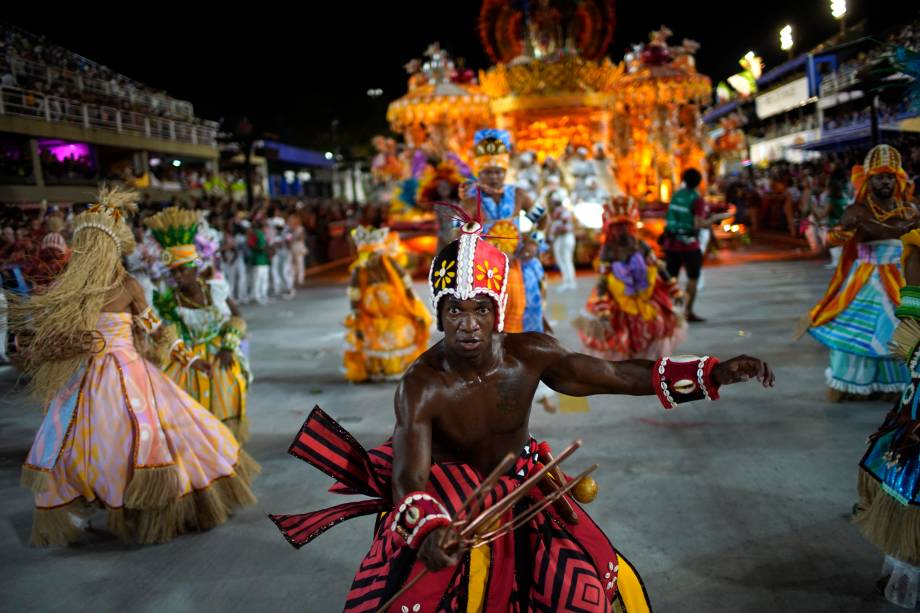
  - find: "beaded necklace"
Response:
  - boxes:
[867,195,915,222]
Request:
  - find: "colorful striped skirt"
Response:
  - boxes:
[810,240,910,394]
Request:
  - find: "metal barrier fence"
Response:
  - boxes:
[0,86,218,147]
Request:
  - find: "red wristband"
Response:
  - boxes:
[652,355,721,409]
[390,491,451,549]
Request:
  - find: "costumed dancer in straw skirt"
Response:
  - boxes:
[270,217,777,612]
[575,196,687,360]
[459,129,547,333]
[146,208,252,441]
[343,225,432,382]
[855,224,920,608]
[13,187,258,546]
[800,145,918,402]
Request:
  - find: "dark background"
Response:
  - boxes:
[6,2,917,151]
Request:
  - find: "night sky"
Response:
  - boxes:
[6,2,917,152]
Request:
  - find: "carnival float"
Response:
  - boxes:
[373,0,729,271]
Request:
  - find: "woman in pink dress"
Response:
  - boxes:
[12,187,259,546]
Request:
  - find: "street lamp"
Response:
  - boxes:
[780,25,794,58]
[831,0,847,34]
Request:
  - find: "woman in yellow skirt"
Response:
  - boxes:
[147,208,252,442]
[344,226,431,382]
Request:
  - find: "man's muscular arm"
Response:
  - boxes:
[392,366,461,571]
[392,370,435,501]
[535,334,655,396]
[525,334,775,398]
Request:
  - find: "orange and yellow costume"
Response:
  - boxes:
[344,226,432,382]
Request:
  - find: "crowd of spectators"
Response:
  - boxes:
[718,140,920,254]
[1,25,194,122]
[1,191,391,303]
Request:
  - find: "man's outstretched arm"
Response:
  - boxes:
[532,334,775,398]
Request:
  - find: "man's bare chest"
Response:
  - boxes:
[437,372,539,434]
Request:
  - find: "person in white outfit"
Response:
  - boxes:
[289,214,308,287]
[269,216,295,298]
[547,192,577,290]
[515,151,541,203]
[224,220,250,303]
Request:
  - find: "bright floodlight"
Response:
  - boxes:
[573,202,604,230]
[324,152,334,160]
[831,0,846,19]
[780,25,793,51]
[172,160,182,167]
[518,210,534,234]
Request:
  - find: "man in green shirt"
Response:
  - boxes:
[247,216,271,305]
[663,168,729,323]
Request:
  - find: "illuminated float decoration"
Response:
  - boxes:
[386,43,492,165]
[477,0,622,161]
[612,26,711,205]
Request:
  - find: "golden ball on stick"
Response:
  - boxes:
[573,476,598,503]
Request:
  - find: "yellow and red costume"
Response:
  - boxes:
[575,197,686,359]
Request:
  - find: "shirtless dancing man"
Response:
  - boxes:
[273,222,775,612]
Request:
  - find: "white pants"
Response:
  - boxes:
[226,257,249,302]
[553,232,577,288]
[0,290,7,360]
[251,265,270,304]
[696,228,711,292]
[271,249,293,295]
[291,247,307,286]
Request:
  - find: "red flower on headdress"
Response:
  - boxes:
[475,259,504,292]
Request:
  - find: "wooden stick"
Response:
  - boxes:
[473,465,598,545]
[376,455,512,613]
[461,440,581,537]
[453,452,516,521]
[541,448,579,525]
[377,441,581,612]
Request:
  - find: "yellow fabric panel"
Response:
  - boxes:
[902,229,920,269]
[466,543,491,613]
[165,338,247,424]
[616,552,651,613]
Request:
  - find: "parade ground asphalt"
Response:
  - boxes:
[0,252,907,612]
